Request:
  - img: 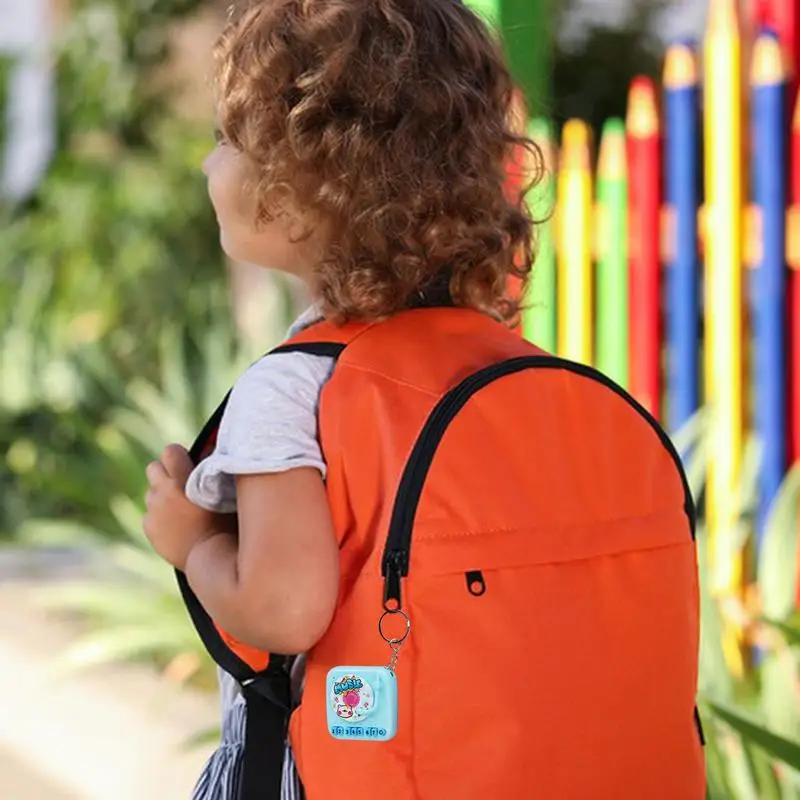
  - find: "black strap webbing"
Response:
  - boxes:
[240,681,290,800]
[180,338,352,799]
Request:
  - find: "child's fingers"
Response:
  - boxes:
[160,443,194,484]
[146,460,169,486]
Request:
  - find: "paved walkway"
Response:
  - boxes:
[0,748,77,799]
[0,550,218,800]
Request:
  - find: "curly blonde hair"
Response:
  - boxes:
[214,0,542,324]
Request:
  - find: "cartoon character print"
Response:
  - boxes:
[331,673,375,723]
[338,689,361,719]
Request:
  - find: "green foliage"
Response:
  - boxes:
[0,0,226,381]
[552,0,670,135]
[10,299,255,538]
[694,447,800,798]
[0,0,260,536]
[19,310,256,692]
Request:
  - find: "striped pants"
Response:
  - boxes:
[191,695,303,800]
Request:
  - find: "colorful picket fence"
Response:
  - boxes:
[516,0,800,671]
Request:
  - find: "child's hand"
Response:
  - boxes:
[143,444,218,571]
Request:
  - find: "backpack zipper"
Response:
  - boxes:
[379,354,704,750]
[380,355,697,611]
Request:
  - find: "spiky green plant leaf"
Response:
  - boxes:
[762,618,800,649]
[758,465,800,622]
[707,702,800,773]
[671,407,708,459]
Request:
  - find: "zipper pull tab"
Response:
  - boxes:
[382,550,408,612]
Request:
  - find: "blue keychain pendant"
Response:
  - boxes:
[326,666,398,741]
[326,609,410,743]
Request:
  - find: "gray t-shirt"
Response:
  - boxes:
[184,305,334,718]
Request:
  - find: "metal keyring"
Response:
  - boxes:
[378,609,411,646]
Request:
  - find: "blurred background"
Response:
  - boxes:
[1,0,798,797]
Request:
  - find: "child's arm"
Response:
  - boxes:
[184,467,339,654]
[145,348,340,655]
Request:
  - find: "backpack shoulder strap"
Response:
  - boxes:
[187,318,368,464]
[271,317,373,356]
[177,316,372,800]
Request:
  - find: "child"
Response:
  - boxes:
[142,0,535,797]
[143,1,706,798]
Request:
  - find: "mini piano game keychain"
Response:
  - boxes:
[326,609,410,742]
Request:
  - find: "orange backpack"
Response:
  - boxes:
[179,307,706,800]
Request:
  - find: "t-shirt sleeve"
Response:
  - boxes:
[185,351,336,514]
